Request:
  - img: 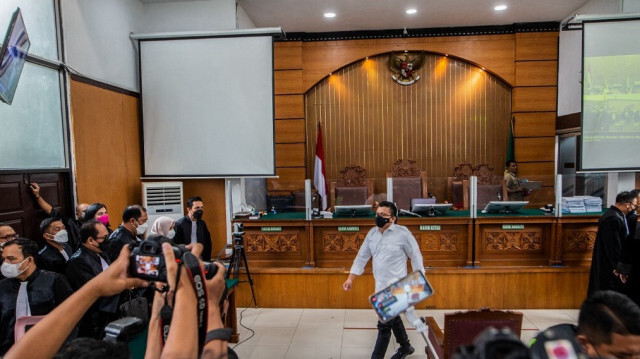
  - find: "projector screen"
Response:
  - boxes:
[581,19,640,171]
[140,35,275,177]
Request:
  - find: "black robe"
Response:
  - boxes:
[621,211,640,305]
[65,246,119,338]
[0,269,73,354]
[105,225,138,262]
[37,243,74,275]
[588,206,629,296]
[174,215,212,261]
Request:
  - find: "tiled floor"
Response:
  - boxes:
[230,308,579,359]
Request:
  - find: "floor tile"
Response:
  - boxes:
[344,309,378,329]
[284,345,342,359]
[253,308,303,328]
[231,345,289,359]
[298,309,346,327]
[236,307,262,327]
[291,323,344,347]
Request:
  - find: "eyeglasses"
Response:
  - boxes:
[94,235,109,241]
[0,233,18,241]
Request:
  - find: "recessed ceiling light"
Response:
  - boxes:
[494,5,507,11]
[406,9,417,15]
[324,12,336,18]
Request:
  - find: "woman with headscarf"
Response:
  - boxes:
[148,216,175,240]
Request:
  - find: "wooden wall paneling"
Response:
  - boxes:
[557,217,598,266]
[515,61,558,87]
[514,137,555,162]
[515,32,559,61]
[275,119,305,143]
[267,167,307,192]
[512,87,557,112]
[514,112,556,137]
[275,143,306,167]
[300,35,517,90]
[274,42,302,70]
[517,161,555,186]
[274,70,303,94]
[275,95,305,119]
[70,80,142,216]
[234,267,588,309]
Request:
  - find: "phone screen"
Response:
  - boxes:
[369,271,433,322]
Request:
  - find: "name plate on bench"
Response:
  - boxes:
[261,226,282,232]
[338,226,360,232]
[502,224,525,230]
[420,225,441,231]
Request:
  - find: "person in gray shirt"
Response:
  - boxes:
[343,201,424,359]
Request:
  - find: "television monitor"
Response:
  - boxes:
[334,204,372,217]
[482,201,529,214]
[0,7,30,105]
[411,203,452,216]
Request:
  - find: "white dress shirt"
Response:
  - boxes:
[349,223,425,292]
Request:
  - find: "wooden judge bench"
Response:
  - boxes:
[231,210,599,310]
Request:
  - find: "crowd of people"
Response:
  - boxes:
[0,187,230,358]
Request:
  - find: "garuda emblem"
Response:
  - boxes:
[388,51,426,85]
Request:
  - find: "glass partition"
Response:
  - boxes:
[558,173,608,216]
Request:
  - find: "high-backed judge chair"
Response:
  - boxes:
[425,308,523,359]
[329,165,374,210]
[474,163,508,209]
[386,159,428,211]
[447,163,473,209]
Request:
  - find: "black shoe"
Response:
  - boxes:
[390,345,415,359]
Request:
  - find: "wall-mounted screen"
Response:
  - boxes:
[0,7,30,105]
[581,19,640,171]
[139,34,275,177]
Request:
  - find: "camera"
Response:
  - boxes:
[454,327,531,359]
[232,223,244,242]
[129,237,218,281]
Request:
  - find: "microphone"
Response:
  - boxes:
[399,209,421,217]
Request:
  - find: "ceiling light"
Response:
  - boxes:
[494,5,507,11]
[324,12,336,18]
[406,9,417,15]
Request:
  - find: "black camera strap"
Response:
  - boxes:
[158,252,209,354]
[181,251,209,354]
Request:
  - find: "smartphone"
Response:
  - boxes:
[369,270,434,322]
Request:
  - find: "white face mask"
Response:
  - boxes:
[52,229,68,244]
[167,229,176,239]
[1,258,29,278]
[136,221,149,235]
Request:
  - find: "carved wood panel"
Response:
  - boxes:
[420,232,458,251]
[245,233,299,253]
[322,233,366,252]
[484,231,541,251]
[564,231,596,251]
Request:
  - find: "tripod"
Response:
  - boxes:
[226,231,258,308]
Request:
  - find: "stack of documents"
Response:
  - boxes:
[561,196,603,213]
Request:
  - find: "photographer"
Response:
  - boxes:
[4,239,230,359]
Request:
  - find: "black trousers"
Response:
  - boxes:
[371,316,410,359]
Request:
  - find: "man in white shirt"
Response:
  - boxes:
[343,201,424,359]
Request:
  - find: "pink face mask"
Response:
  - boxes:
[97,214,109,226]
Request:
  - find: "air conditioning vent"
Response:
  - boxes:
[142,182,184,220]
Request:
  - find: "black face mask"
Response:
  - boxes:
[95,238,110,252]
[193,210,204,220]
[375,215,390,228]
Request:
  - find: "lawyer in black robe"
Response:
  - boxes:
[36,242,74,275]
[0,269,73,354]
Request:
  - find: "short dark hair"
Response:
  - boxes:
[122,205,143,222]
[505,160,517,168]
[55,337,129,359]
[80,220,102,243]
[615,191,635,205]
[377,201,398,218]
[577,290,640,345]
[40,217,63,235]
[83,202,107,222]
[4,238,39,259]
[187,196,203,208]
[631,189,640,199]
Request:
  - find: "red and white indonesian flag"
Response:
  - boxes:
[314,123,328,210]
